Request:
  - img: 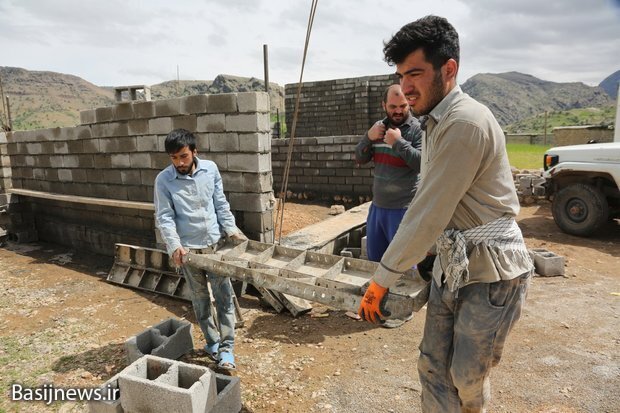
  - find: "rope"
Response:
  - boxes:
[275,0,319,243]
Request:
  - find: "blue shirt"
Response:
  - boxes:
[154,157,238,255]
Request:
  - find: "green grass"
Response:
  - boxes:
[506,143,550,170]
[505,105,616,135]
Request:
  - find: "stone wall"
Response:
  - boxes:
[284,74,396,138]
[5,92,274,255]
[271,136,372,203]
[552,126,614,146]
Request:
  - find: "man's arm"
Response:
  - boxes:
[385,124,422,172]
[355,120,386,164]
[211,166,241,237]
[374,121,487,288]
[154,176,183,257]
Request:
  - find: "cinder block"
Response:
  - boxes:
[211,374,242,413]
[133,101,155,119]
[206,94,237,114]
[118,355,217,413]
[196,114,225,133]
[136,135,159,152]
[76,125,92,140]
[154,98,182,117]
[92,122,130,138]
[149,117,174,135]
[209,133,239,152]
[227,153,271,173]
[228,192,274,212]
[225,113,270,133]
[141,169,159,186]
[110,154,131,168]
[82,139,100,153]
[128,119,149,136]
[80,109,97,125]
[180,95,208,115]
[237,92,270,113]
[58,169,73,182]
[361,236,367,259]
[87,373,123,413]
[95,107,115,123]
[113,102,134,121]
[530,248,565,276]
[130,153,152,169]
[243,172,272,193]
[125,318,194,363]
[239,132,270,153]
[120,170,141,185]
[172,115,197,131]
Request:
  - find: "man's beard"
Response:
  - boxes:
[387,111,408,126]
[412,70,445,117]
[175,156,195,175]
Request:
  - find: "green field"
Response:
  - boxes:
[506,143,550,170]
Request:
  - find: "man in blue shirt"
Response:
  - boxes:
[154,128,245,370]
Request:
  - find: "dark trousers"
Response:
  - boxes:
[418,272,531,413]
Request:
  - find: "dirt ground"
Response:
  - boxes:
[0,201,618,413]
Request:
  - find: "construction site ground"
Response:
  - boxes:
[0,201,618,413]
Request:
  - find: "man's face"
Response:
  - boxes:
[382,88,410,126]
[169,146,196,175]
[396,49,447,116]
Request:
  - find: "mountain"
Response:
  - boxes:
[151,74,284,113]
[461,72,612,126]
[0,66,115,131]
[599,70,620,99]
[0,67,284,131]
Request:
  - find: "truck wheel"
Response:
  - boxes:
[552,183,609,236]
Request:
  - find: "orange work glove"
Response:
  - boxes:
[358,280,389,323]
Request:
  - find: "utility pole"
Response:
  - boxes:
[176,65,180,96]
[544,111,548,145]
[263,44,270,93]
[0,72,7,127]
[5,95,12,131]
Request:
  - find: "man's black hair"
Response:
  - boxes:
[164,128,197,154]
[383,15,460,70]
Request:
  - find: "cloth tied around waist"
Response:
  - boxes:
[436,216,529,292]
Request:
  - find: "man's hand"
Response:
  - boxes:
[172,246,187,267]
[384,127,402,146]
[358,280,389,323]
[367,120,387,141]
[230,232,248,242]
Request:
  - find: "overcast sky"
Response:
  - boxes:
[1,0,619,88]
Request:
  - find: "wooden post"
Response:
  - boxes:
[263,44,270,93]
[0,72,7,127]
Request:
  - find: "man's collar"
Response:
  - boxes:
[167,156,204,180]
[428,85,462,124]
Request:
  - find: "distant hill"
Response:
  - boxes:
[504,105,616,135]
[0,66,115,131]
[0,67,284,131]
[462,72,612,126]
[599,70,620,99]
[151,74,284,113]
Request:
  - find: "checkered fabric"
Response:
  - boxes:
[436,216,529,292]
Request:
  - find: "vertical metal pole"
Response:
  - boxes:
[0,72,7,126]
[263,44,270,93]
[177,64,180,96]
[544,111,548,145]
[5,95,12,130]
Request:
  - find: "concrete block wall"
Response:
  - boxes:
[552,126,613,146]
[6,92,274,254]
[271,136,373,202]
[284,74,395,137]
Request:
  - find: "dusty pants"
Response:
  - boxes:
[418,272,530,413]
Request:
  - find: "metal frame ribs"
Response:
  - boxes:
[108,240,428,320]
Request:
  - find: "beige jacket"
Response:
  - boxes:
[374,86,533,288]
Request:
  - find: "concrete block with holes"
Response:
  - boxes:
[530,248,565,276]
[118,355,218,413]
[125,318,194,363]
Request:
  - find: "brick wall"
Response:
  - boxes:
[271,136,373,203]
[5,92,274,255]
[284,74,396,138]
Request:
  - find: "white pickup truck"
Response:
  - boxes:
[543,142,620,236]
